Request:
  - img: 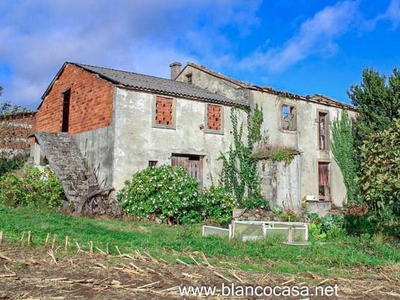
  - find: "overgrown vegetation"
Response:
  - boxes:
[0,166,64,210]
[357,119,400,223]
[331,110,358,203]
[344,67,400,233]
[117,165,236,225]
[218,106,266,208]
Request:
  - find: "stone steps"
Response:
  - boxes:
[34,132,99,213]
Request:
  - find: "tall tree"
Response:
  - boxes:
[348,68,400,145]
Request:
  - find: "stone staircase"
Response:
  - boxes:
[34,132,99,214]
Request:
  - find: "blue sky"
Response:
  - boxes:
[0,0,399,110]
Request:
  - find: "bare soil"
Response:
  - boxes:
[1,243,399,299]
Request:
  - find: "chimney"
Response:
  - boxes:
[169,62,182,80]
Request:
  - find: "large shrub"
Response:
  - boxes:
[0,166,64,209]
[117,165,201,224]
[199,185,237,225]
[118,165,238,225]
[357,119,400,222]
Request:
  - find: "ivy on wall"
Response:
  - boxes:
[218,106,263,207]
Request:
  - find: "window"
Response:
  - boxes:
[154,96,174,128]
[282,104,296,131]
[318,112,329,150]
[186,73,193,84]
[148,160,158,168]
[62,89,71,132]
[318,162,330,201]
[206,104,222,132]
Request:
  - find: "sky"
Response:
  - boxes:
[0,0,400,110]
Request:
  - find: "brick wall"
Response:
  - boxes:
[34,63,114,134]
[155,96,173,126]
[0,112,35,151]
[207,104,221,131]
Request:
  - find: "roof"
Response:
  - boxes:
[182,62,356,111]
[40,62,248,108]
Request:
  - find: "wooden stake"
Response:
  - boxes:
[89,241,93,254]
[51,234,57,250]
[74,240,82,252]
[27,231,32,246]
[64,236,69,251]
[0,231,3,245]
[20,231,25,246]
[45,233,50,246]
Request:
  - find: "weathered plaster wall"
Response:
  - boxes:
[112,88,247,191]
[73,125,115,190]
[253,91,351,209]
[176,66,252,106]
[178,64,354,211]
[259,156,301,211]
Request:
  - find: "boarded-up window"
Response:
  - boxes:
[282,104,296,131]
[171,154,203,187]
[207,104,222,131]
[155,96,173,126]
[318,162,330,201]
[318,112,328,150]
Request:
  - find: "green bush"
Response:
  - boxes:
[117,165,201,224]
[0,166,64,210]
[118,165,239,225]
[199,185,237,225]
[0,153,27,177]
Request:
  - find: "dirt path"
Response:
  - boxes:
[1,244,399,299]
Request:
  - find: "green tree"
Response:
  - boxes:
[348,68,400,146]
[331,110,357,203]
[357,119,400,222]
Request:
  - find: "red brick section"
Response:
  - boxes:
[207,104,221,131]
[34,63,114,134]
[0,113,35,150]
[155,96,173,126]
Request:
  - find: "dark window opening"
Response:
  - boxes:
[148,160,158,168]
[282,104,296,131]
[186,73,193,84]
[62,89,71,132]
[318,112,328,150]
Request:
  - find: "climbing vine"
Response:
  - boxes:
[218,105,265,208]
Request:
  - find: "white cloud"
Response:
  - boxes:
[239,1,360,72]
[0,0,261,108]
[364,0,400,30]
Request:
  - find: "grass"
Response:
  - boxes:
[1,204,400,276]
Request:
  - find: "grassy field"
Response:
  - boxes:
[1,204,400,277]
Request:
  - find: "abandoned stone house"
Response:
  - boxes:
[174,63,357,214]
[31,61,356,215]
